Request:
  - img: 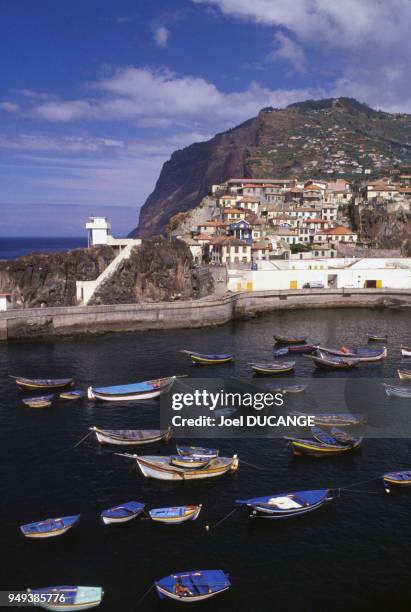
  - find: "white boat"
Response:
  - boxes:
[314,345,387,362]
[87,376,176,401]
[118,453,239,481]
[383,383,411,398]
[27,587,103,611]
[90,426,172,446]
[400,345,411,357]
[149,505,202,524]
[100,501,145,525]
[398,369,411,380]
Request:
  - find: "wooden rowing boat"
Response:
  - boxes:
[314,345,387,362]
[273,335,307,344]
[383,383,411,398]
[12,376,73,391]
[272,347,289,357]
[305,351,359,369]
[400,345,411,357]
[117,453,239,481]
[87,376,176,401]
[20,515,80,539]
[155,570,230,602]
[367,333,387,341]
[383,470,411,492]
[398,369,411,380]
[170,455,211,469]
[59,389,85,400]
[236,489,333,519]
[288,344,315,354]
[22,394,53,408]
[100,501,145,525]
[90,426,172,446]
[149,505,202,524]
[176,446,219,460]
[27,587,103,611]
[286,435,362,457]
[250,361,295,375]
[181,350,234,364]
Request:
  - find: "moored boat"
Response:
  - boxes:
[288,344,315,354]
[176,445,219,460]
[273,335,307,344]
[22,394,53,408]
[181,350,234,365]
[272,347,289,357]
[90,426,172,446]
[250,361,295,375]
[170,455,210,469]
[383,470,411,492]
[314,345,387,362]
[286,435,362,457]
[305,351,359,370]
[20,515,80,539]
[118,453,238,481]
[149,505,202,524]
[368,333,387,342]
[155,570,230,602]
[100,501,145,525]
[236,489,333,519]
[400,345,411,357]
[26,587,103,611]
[383,383,411,398]
[87,376,176,401]
[398,369,411,380]
[13,376,73,391]
[59,390,85,400]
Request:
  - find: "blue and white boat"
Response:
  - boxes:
[272,347,289,357]
[26,587,103,611]
[149,505,202,525]
[20,515,80,539]
[59,389,85,400]
[87,376,176,401]
[155,570,230,602]
[236,490,333,519]
[100,501,145,525]
[170,455,210,469]
[176,445,219,460]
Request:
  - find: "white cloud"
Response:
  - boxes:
[267,32,306,74]
[0,101,20,113]
[153,26,170,48]
[0,133,124,153]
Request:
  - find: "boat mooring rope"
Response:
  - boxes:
[71,429,94,449]
[205,506,239,531]
[135,584,154,607]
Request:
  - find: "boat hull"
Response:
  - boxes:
[87,377,175,401]
[251,362,295,375]
[383,471,411,492]
[401,346,411,357]
[398,369,411,380]
[21,515,80,539]
[91,427,171,446]
[315,346,387,362]
[135,455,238,481]
[289,438,362,457]
[15,378,73,391]
[383,384,411,398]
[149,505,202,524]
[27,587,102,611]
[156,585,228,602]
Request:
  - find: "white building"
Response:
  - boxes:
[86,216,111,246]
[0,293,11,311]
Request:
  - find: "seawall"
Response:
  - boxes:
[0,288,410,341]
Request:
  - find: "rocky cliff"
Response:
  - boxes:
[89,237,213,304]
[359,208,411,255]
[131,97,411,237]
[0,246,115,308]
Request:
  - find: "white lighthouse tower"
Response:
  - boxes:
[86,216,111,247]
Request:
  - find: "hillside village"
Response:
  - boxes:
[171,175,411,268]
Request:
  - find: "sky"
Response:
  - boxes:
[1,0,411,237]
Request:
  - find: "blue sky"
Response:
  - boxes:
[1,0,410,236]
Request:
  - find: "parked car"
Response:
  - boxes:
[303,282,325,289]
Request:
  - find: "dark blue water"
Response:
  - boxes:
[0,309,410,611]
[0,237,87,260]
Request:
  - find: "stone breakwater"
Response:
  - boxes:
[0,288,410,341]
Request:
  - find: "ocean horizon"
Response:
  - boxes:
[0,236,87,260]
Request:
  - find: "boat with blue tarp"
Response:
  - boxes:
[155,570,230,602]
[181,350,234,364]
[20,515,80,538]
[383,470,411,492]
[26,586,103,611]
[59,389,84,400]
[87,376,176,401]
[100,501,145,525]
[236,489,333,519]
[272,347,289,357]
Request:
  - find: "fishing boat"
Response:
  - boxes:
[149,505,202,525]
[273,335,307,344]
[155,570,230,602]
[398,369,411,380]
[13,376,73,391]
[296,412,365,427]
[87,376,176,401]
[329,427,358,445]
[288,344,315,354]
[22,394,53,408]
[27,587,103,611]
[305,351,359,370]
[236,489,333,519]
[100,501,145,525]
[286,436,362,457]
[90,426,172,446]
[383,470,411,492]
[368,333,387,342]
[272,347,289,357]
[383,383,411,398]
[176,446,219,460]
[170,455,211,469]
[20,515,80,539]
[400,345,411,357]
[181,350,234,365]
[314,345,387,362]
[59,390,84,400]
[250,361,295,375]
[118,453,238,481]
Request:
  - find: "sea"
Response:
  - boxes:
[0,308,410,611]
[0,237,87,260]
